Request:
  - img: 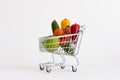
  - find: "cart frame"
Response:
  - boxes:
[38,25,85,73]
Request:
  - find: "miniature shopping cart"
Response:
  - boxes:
[38,25,86,73]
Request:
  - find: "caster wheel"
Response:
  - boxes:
[61,66,65,69]
[46,66,51,73]
[39,65,44,71]
[72,66,77,72]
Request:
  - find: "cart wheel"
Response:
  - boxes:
[46,66,51,73]
[39,65,44,71]
[61,66,65,69]
[72,66,77,72]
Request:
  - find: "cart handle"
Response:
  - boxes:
[81,25,86,31]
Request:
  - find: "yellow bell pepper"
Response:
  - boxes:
[61,18,70,29]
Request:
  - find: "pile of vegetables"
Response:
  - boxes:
[44,18,80,55]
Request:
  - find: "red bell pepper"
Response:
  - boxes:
[71,23,80,44]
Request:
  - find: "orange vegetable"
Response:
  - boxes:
[60,36,71,47]
[54,29,64,36]
[60,37,67,47]
[60,26,71,47]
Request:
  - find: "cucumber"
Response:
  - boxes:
[51,20,59,34]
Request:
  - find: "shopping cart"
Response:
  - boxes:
[38,25,86,73]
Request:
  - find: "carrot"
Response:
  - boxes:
[60,36,70,47]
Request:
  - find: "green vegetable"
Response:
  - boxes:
[43,38,60,52]
[51,20,60,34]
[63,43,74,55]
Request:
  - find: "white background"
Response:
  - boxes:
[0,0,120,80]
